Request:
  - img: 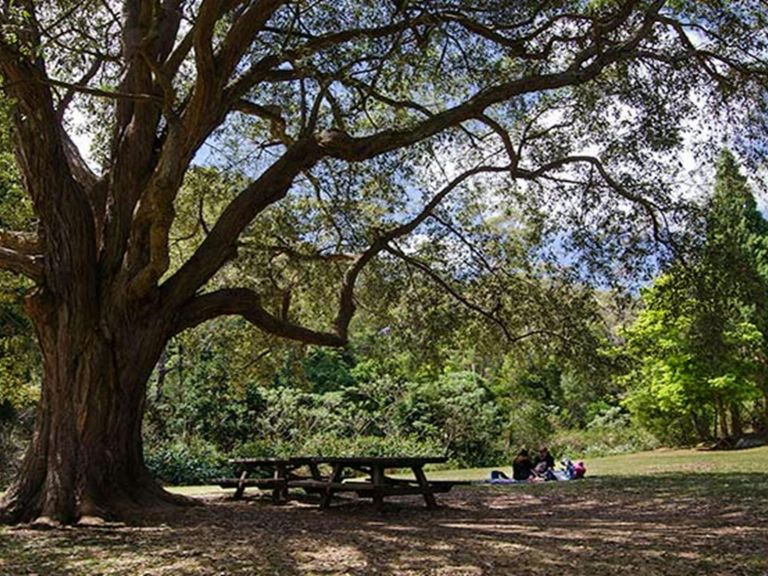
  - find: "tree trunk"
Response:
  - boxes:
[0,290,191,526]
[716,397,730,440]
[691,411,711,443]
[730,403,743,439]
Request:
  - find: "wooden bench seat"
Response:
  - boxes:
[215,477,285,489]
[215,475,287,502]
[288,478,469,497]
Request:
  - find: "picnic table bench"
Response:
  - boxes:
[218,455,468,510]
[216,457,324,503]
[288,456,466,510]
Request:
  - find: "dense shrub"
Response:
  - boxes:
[0,406,34,489]
[144,438,228,485]
[549,406,660,457]
[295,433,443,459]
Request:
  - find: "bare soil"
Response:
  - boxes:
[2,474,767,575]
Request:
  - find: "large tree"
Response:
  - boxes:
[621,151,768,444]
[0,0,765,525]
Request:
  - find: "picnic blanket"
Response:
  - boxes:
[486,459,585,484]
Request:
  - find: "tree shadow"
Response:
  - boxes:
[2,472,767,575]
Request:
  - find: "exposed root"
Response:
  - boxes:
[77,515,126,528]
[29,516,63,530]
[1,476,204,527]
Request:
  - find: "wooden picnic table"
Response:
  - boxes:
[287,455,458,510]
[219,455,465,510]
[217,457,324,503]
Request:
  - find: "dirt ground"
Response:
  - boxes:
[2,474,767,576]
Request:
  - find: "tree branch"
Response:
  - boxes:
[0,247,42,281]
[172,287,345,346]
[0,229,40,254]
[333,163,511,337]
[384,244,515,340]
[55,56,105,120]
[160,137,323,306]
[518,155,665,241]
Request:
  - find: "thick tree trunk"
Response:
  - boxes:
[0,291,191,526]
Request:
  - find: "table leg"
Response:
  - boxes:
[274,463,288,504]
[372,464,385,511]
[412,465,437,509]
[321,463,344,509]
[234,470,248,499]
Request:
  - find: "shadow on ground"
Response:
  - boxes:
[2,473,767,575]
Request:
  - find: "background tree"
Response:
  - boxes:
[621,151,768,444]
[0,98,38,487]
[0,0,765,525]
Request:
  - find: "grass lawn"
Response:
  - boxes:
[422,444,768,480]
[1,447,767,575]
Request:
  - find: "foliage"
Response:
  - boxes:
[0,95,38,489]
[620,151,768,444]
[0,97,38,419]
[0,3,766,511]
[144,438,228,486]
[550,408,660,457]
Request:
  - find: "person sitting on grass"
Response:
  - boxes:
[532,446,555,476]
[561,458,587,479]
[489,448,538,482]
[512,448,538,481]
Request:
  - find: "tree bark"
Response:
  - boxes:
[730,402,743,439]
[0,291,191,526]
[716,397,730,440]
[691,410,711,443]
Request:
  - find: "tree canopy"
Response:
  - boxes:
[0,0,767,525]
[621,151,768,444]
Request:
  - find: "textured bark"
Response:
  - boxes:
[0,0,752,526]
[0,291,191,526]
[730,403,743,439]
[716,397,730,440]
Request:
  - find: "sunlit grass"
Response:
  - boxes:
[2,446,767,576]
[417,445,768,481]
[3,447,767,499]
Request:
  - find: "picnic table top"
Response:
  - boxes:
[306,456,447,467]
[229,457,314,465]
[229,456,447,467]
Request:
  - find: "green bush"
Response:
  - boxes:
[549,424,660,458]
[296,433,443,458]
[144,438,228,485]
[0,405,34,490]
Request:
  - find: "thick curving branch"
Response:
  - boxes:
[122,2,289,296]
[0,247,42,281]
[0,230,40,254]
[160,137,323,306]
[171,162,512,343]
[518,154,666,241]
[172,287,345,346]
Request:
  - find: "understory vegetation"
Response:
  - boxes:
[3,449,768,576]
[3,153,768,486]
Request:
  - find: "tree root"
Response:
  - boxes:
[1,479,203,527]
